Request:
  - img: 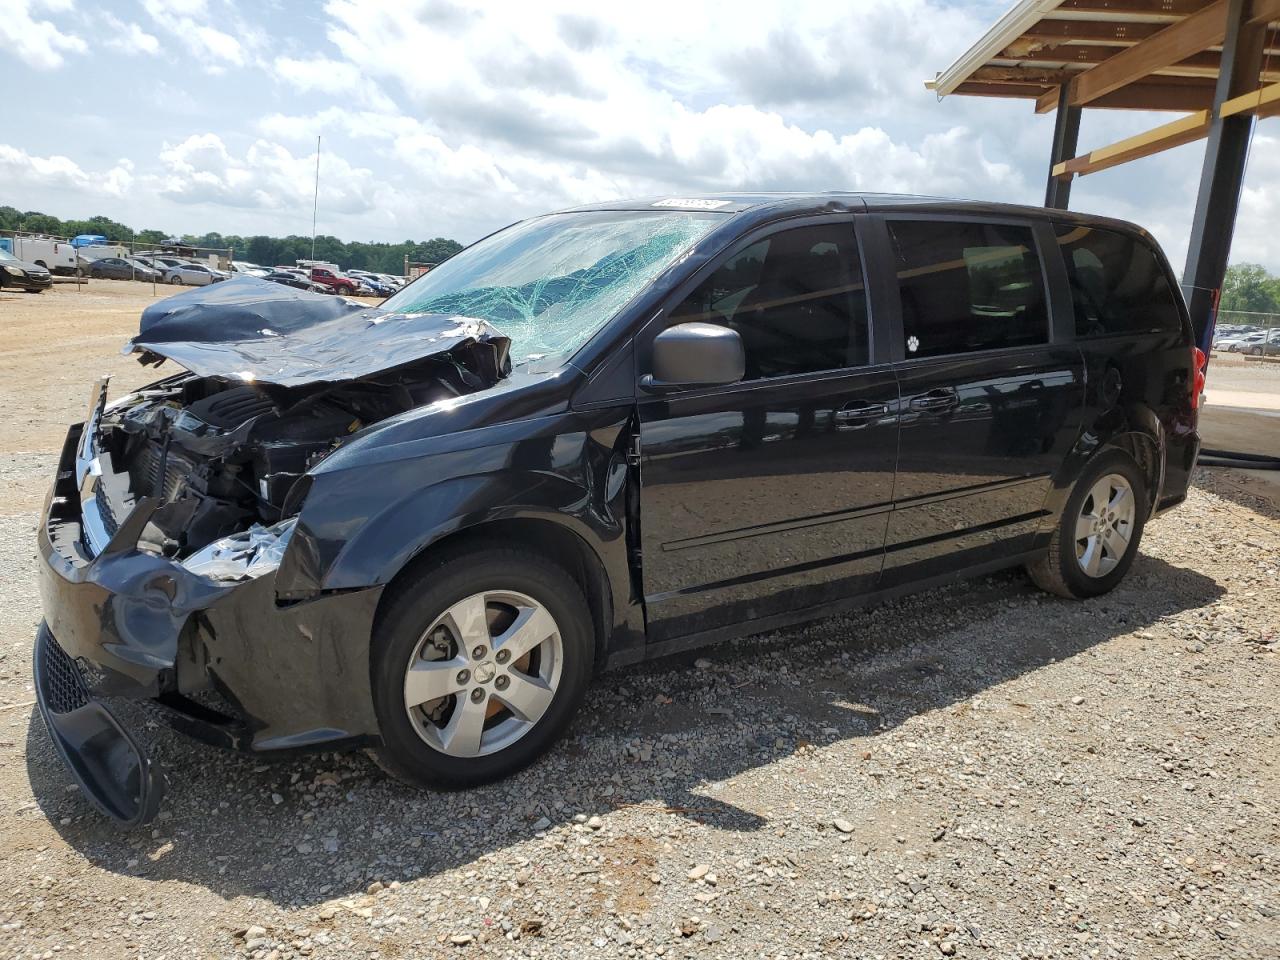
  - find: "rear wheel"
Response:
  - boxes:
[370,546,594,788]
[1027,450,1148,599]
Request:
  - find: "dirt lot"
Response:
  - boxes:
[0,281,1277,960]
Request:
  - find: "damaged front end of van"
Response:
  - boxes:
[35,279,515,825]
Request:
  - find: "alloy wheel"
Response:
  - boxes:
[1074,473,1135,578]
[403,590,563,757]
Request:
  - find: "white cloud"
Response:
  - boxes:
[273,56,395,111]
[0,0,86,69]
[0,143,132,197]
[0,0,1275,277]
[102,13,160,56]
[139,0,258,72]
[154,133,392,226]
[1229,130,1280,269]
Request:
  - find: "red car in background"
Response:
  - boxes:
[308,266,358,295]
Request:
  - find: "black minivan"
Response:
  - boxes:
[35,194,1203,824]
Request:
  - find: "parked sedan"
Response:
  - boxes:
[1241,329,1280,356]
[164,263,229,286]
[262,271,326,293]
[0,248,53,292]
[1217,331,1267,353]
[87,257,164,282]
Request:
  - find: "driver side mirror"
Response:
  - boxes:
[641,322,745,394]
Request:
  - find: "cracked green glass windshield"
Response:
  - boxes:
[379,211,723,362]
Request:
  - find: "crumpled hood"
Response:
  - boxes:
[125,276,511,388]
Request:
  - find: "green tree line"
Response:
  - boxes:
[1220,263,1280,315]
[0,207,463,275]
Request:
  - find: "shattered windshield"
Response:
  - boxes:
[379,211,723,363]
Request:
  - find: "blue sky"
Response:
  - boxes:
[3,0,1278,272]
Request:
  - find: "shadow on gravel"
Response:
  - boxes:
[26,553,1222,909]
[1194,468,1280,522]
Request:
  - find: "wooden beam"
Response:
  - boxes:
[1249,0,1280,24]
[1089,76,1218,109]
[971,65,1078,84]
[1219,79,1280,115]
[956,77,1218,111]
[953,81,1052,99]
[1036,86,1063,113]
[1052,110,1212,178]
[1068,0,1232,106]
[1024,19,1167,43]
[1056,0,1204,14]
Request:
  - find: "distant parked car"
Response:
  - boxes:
[348,271,395,296]
[262,271,326,293]
[231,261,271,278]
[1242,329,1280,357]
[308,266,357,295]
[1218,331,1268,353]
[0,248,52,292]
[88,257,164,282]
[164,263,228,286]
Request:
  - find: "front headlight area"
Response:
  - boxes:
[181,517,297,582]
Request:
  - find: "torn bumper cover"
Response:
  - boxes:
[35,280,514,825]
[37,420,384,825]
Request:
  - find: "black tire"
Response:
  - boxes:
[370,545,594,789]
[1027,450,1149,599]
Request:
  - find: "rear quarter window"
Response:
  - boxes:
[1055,225,1183,338]
[888,219,1049,359]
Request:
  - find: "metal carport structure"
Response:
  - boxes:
[927,0,1280,350]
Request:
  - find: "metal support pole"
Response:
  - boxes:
[1182,0,1265,353]
[1044,86,1082,210]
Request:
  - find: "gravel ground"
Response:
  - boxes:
[0,283,1277,960]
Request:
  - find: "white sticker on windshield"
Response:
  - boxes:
[651,198,733,210]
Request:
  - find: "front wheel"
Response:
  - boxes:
[169,275,183,285]
[370,545,594,788]
[1250,346,1263,357]
[1027,450,1148,599]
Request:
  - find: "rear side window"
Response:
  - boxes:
[888,220,1048,358]
[667,222,868,379]
[1055,225,1183,338]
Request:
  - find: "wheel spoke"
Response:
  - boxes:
[1101,527,1125,559]
[404,655,468,708]
[493,604,557,661]
[1080,535,1103,576]
[444,594,491,655]
[496,673,555,722]
[1107,484,1131,517]
[440,694,488,756]
[1088,478,1113,514]
[1075,512,1097,542]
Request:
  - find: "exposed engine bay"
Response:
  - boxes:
[86,277,513,572]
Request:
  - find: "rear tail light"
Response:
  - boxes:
[1191,346,1206,410]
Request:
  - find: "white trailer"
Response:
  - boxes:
[10,236,77,275]
[76,243,129,263]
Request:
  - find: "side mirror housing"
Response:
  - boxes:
[641,322,745,394]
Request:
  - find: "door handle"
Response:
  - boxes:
[833,401,890,426]
[909,389,959,413]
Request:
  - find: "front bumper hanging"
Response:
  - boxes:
[33,623,164,827]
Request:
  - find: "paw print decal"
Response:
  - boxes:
[907,335,920,353]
